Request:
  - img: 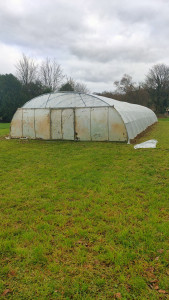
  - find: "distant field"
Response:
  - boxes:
[0,119,168,299]
[159,117,169,121]
[0,123,10,136]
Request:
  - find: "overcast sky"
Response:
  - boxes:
[0,0,169,92]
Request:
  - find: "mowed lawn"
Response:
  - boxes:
[0,120,168,299]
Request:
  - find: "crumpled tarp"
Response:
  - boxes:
[134,139,158,149]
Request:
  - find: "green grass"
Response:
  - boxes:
[159,117,169,121]
[0,123,10,136]
[0,120,168,299]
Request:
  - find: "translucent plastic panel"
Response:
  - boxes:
[23,94,49,108]
[47,93,84,108]
[75,108,91,141]
[108,107,127,141]
[82,94,106,107]
[23,109,35,138]
[91,107,108,141]
[51,109,62,139]
[35,109,50,139]
[10,109,23,138]
[62,109,74,140]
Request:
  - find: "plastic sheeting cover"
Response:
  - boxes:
[22,92,158,140]
[134,140,158,149]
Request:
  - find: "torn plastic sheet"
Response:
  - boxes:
[134,139,158,149]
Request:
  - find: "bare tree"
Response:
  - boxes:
[145,64,169,89]
[114,74,136,94]
[74,81,89,93]
[145,64,169,113]
[15,53,38,85]
[40,58,64,91]
[60,77,89,93]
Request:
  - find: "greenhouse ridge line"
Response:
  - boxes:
[23,92,112,109]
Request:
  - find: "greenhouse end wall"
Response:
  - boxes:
[10,107,128,142]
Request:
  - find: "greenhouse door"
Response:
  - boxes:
[62,109,74,140]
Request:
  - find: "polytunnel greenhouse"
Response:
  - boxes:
[10,92,157,142]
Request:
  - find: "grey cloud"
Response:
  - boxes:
[0,1,88,50]
[0,0,169,92]
[70,40,162,64]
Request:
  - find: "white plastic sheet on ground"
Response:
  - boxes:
[134,139,158,149]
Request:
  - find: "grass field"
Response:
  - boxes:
[0,120,168,299]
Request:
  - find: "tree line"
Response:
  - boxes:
[0,54,89,122]
[97,64,169,115]
[0,53,169,122]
